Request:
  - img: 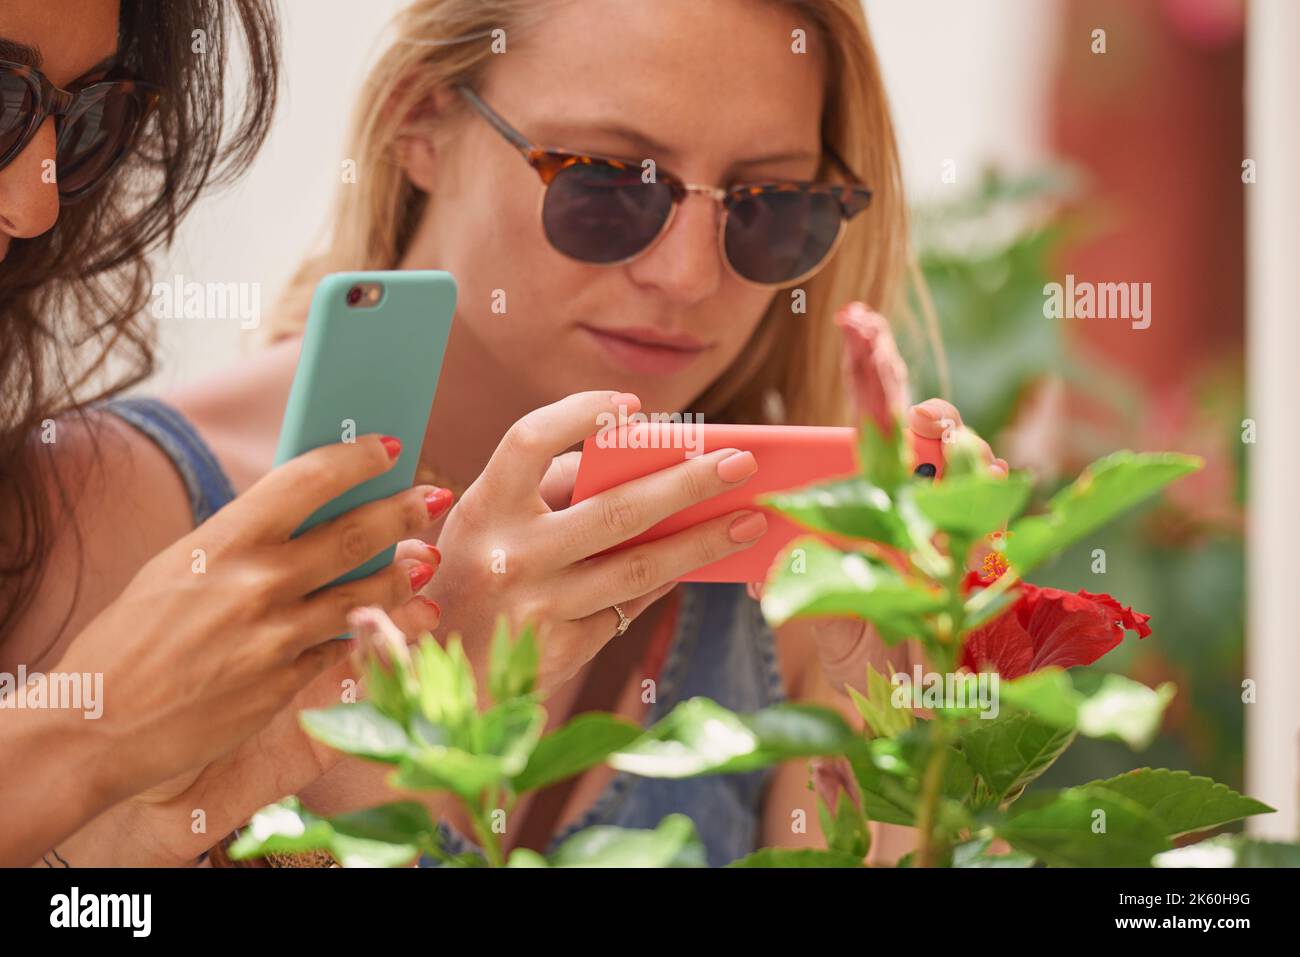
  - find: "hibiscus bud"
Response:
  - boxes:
[346,605,412,668]
[835,302,910,435]
[811,756,862,813]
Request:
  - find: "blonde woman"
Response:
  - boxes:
[49,0,1005,865]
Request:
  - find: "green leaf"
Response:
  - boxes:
[512,712,643,792]
[487,616,513,706]
[473,699,547,772]
[391,748,510,801]
[939,427,995,479]
[396,700,546,801]
[847,748,924,825]
[817,790,871,859]
[995,668,1175,751]
[762,476,910,549]
[488,616,539,705]
[996,787,1172,867]
[761,537,944,638]
[911,471,1032,539]
[1006,452,1202,575]
[848,729,974,830]
[507,624,539,698]
[228,797,425,868]
[547,814,706,867]
[847,661,915,738]
[1153,834,1300,868]
[364,653,417,727]
[959,711,1077,806]
[299,702,410,763]
[412,635,477,740]
[1074,769,1274,838]
[996,668,1080,728]
[505,848,550,868]
[1076,675,1175,750]
[952,836,1036,868]
[727,848,866,868]
[327,801,441,848]
[608,698,858,778]
[856,414,909,492]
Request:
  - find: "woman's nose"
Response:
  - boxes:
[624,191,723,305]
[0,121,62,240]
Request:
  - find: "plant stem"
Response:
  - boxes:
[914,722,951,868]
[465,793,505,868]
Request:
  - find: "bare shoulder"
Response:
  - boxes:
[1,409,193,671]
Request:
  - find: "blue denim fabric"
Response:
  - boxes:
[424,582,787,868]
[100,396,236,522]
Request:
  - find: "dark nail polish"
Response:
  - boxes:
[914,462,937,479]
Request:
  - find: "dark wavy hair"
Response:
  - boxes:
[0,0,280,642]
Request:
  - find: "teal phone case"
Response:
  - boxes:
[273,270,457,584]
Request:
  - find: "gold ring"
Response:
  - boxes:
[611,603,631,637]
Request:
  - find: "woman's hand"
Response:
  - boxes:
[12,435,450,864]
[426,390,767,696]
[57,605,427,867]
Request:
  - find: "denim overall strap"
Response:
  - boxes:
[100,396,237,524]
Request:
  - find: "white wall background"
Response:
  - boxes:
[144,0,1061,391]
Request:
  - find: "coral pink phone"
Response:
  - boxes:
[569,422,945,583]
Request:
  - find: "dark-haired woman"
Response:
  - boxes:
[0,0,450,866]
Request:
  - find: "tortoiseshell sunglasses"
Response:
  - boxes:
[0,59,160,204]
[457,86,873,286]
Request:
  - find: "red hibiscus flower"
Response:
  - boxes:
[959,572,1152,679]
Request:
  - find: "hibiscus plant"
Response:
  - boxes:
[758,416,1286,866]
[230,417,1291,868]
[227,609,869,868]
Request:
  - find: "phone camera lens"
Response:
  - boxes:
[346,285,364,306]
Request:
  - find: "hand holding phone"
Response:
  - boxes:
[570,421,946,583]
[274,270,457,583]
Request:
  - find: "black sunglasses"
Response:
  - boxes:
[0,59,160,204]
[457,85,873,287]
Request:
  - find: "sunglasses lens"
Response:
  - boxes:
[57,88,145,199]
[724,189,844,285]
[0,71,36,162]
[542,160,674,264]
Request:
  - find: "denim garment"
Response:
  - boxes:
[101,396,237,522]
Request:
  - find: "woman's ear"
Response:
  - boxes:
[394,84,462,195]
[397,135,438,194]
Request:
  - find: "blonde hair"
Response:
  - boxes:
[271,0,936,426]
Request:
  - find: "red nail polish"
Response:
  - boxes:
[408,561,434,591]
[425,487,454,519]
[423,543,442,567]
[380,435,402,461]
[420,597,441,617]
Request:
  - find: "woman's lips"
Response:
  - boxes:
[579,323,711,376]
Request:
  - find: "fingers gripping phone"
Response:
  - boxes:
[274,270,457,584]
[570,422,946,583]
